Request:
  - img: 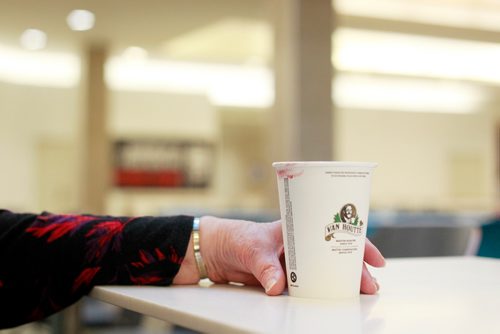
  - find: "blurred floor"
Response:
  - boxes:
[0,300,199,334]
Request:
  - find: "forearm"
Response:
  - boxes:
[0,210,193,328]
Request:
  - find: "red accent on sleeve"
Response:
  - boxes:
[26,215,95,242]
[84,220,126,261]
[72,267,101,293]
[155,248,166,260]
[168,245,184,265]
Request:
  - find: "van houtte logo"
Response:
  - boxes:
[325,203,363,241]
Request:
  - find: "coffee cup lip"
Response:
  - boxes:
[272,161,378,169]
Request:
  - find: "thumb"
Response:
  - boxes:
[253,255,287,296]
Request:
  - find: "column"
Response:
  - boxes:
[273,0,334,162]
[82,44,110,214]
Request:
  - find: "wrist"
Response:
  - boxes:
[198,216,218,282]
[192,217,208,279]
[198,216,236,284]
[172,216,208,285]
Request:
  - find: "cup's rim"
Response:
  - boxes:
[272,161,378,168]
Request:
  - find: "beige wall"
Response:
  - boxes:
[0,82,81,212]
[109,90,217,141]
[1,80,498,215]
[0,80,273,215]
[335,105,499,211]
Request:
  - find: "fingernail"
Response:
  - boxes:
[372,277,379,291]
[265,278,278,293]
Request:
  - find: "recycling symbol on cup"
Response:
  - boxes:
[290,272,297,282]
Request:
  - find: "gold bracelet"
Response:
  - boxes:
[192,217,208,279]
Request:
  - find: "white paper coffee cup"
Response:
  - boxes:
[273,161,377,299]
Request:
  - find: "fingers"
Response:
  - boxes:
[257,262,287,296]
[360,262,379,294]
[364,238,385,268]
[361,239,384,294]
[251,222,287,296]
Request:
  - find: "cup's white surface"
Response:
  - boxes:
[273,161,377,300]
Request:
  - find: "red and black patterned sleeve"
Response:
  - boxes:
[0,209,193,329]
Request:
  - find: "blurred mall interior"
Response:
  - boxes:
[0,0,499,333]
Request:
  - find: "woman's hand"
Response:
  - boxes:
[360,238,386,294]
[173,217,385,296]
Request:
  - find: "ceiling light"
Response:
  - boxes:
[335,0,500,32]
[333,73,486,114]
[334,28,500,84]
[20,29,47,51]
[122,47,148,61]
[106,57,273,108]
[105,56,485,113]
[67,9,95,31]
[0,43,80,87]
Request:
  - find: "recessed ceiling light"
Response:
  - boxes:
[20,29,47,50]
[67,9,95,31]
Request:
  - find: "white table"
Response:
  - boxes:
[90,257,500,333]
